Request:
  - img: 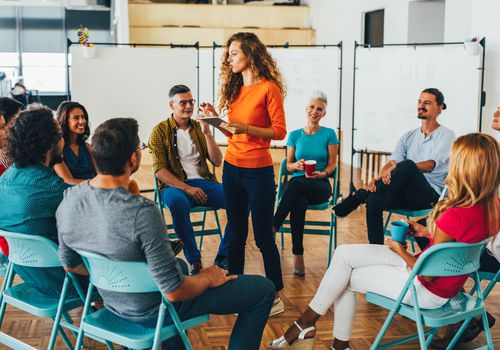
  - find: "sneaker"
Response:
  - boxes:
[214,255,229,270]
[169,239,184,256]
[332,193,361,217]
[269,297,285,317]
[189,260,203,276]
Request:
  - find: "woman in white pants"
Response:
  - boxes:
[268,133,500,350]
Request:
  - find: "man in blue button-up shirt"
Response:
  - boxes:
[334,88,455,244]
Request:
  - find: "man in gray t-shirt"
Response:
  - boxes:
[57,118,274,350]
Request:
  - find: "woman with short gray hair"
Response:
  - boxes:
[273,91,339,276]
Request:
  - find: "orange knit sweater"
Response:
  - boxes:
[224,80,287,168]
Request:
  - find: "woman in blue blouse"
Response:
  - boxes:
[54,101,96,184]
[273,91,339,276]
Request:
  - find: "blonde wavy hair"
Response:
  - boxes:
[218,32,286,111]
[427,133,500,236]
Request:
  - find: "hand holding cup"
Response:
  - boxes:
[390,220,409,243]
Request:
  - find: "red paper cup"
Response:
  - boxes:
[305,160,317,176]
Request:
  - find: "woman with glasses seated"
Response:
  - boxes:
[273,91,339,276]
[54,101,96,184]
[268,133,499,350]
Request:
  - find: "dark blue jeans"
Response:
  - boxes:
[222,161,284,291]
[161,178,231,264]
[117,274,275,350]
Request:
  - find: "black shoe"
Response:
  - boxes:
[461,312,496,343]
[214,255,229,270]
[439,312,496,348]
[169,239,184,256]
[332,193,361,217]
[355,189,371,203]
[189,260,203,275]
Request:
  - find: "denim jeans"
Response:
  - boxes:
[116,274,275,350]
[161,178,231,264]
[222,161,284,291]
[365,160,439,244]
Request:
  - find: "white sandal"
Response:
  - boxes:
[267,321,316,349]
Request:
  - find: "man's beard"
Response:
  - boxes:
[417,108,427,120]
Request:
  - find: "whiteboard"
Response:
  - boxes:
[354,45,482,152]
[211,46,341,145]
[71,46,198,143]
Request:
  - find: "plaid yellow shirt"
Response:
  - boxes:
[149,115,216,190]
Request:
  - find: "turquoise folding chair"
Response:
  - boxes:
[0,229,113,350]
[367,239,494,350]
[276,158,339,265]
[153,171,223,251]
[74,250,209,350]
[470,268,499,300]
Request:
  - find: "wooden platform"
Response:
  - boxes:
[0,162,498,349]
[128,3,316,46]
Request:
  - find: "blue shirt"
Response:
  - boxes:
[389,126,455,193]
[287,127,339,178]
[0,164,72,297]
[63,140,95,180]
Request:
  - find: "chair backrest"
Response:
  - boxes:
[76,249,160,294]
[152,170,162,206]
[412,239,489,277]
[0,229,61,268]
[277,158,338,204]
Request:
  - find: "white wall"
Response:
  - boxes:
[302,0,411,165]
[444,0,500,139]
[304,0,499,166]
[407,0,445,43]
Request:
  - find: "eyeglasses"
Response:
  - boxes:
[138,142,148,151]
[178,99,196,107]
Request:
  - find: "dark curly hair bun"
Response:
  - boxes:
[6,108,59,167]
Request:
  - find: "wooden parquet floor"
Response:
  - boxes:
[0,163,498,349]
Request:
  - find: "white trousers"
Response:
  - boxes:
[308,244,449,341]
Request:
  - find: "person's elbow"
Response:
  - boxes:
[166,288,185,302]
[211,156,223,168]
[165,279,195,302]
[427,160,436,172]
[272,127,287,141]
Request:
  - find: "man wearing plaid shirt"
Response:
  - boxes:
[149,85,231,275]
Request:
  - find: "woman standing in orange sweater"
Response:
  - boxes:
[200,32,287,316]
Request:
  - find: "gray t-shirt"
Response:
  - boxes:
[56,182,185,322]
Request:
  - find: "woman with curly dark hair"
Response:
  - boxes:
[54,101,96,184]
[200,32,287,317]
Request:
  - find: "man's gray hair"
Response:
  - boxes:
[309,90,328,105]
